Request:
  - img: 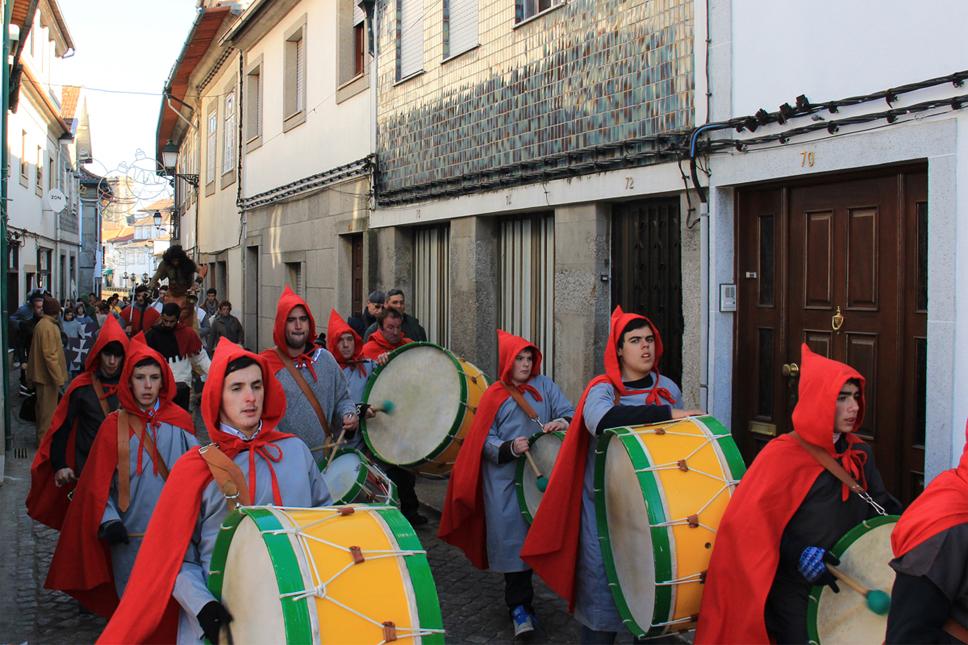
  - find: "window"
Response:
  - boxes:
[35,146,43,193]
[284,17,307,130]
[19,131,27,182]
[443,0,478,59]
[354,4,366,76]
[206,105,217,189]
[397,0,423,80]
[515,0,559,23]
[38,248,51,290]
[285,261,303,294]
[245,61,262,145]
[222,90,236,178]
[412,225,451,345]
[48,156,54,190]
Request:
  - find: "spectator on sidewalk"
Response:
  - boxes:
[202,288,219,320]
[207,301,244,354]
[347,290,384,338]
[26,297,68,445]
[362,288,427,342]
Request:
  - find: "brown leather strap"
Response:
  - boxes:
[199,444,251,511]
[91,378,111,417]
[503,383,541,422]
[792,432,864,494]
[945,619,968,644]
[117,411,132,513]
[275,348,332,438]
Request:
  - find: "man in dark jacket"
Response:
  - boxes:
[207,301,244,353]
[362,288,427,342]
[347,290,384,338]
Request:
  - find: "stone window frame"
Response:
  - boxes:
[244,54,264,152]
[221,74,238,190]
[395,0,425,84]
[205,100,218,196]
[19,130,28,186]
[336,0,369,103]
[283,14,308,133]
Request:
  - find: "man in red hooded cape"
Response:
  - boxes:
[97,338,331,644]
[261,286,358,466]
[360,307,413,360]
[27,316,130,530]
[886,420,968,643]
[521,306,699,642]
[440,329,573,637]
[45,340,197,617]
[695,344,901,644]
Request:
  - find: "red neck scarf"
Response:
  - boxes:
[439,330,543,568]
[361,328,413,360]
[602,306,676,406]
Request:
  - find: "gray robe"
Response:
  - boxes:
[341,360,375,451]
[274,348,357,465]
[482,375,574,572]
[100,420,199,596]
[575,376,683,632]
[171,434,332,643]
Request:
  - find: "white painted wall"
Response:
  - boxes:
[241,0,371,197]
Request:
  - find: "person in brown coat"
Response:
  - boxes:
[26,297,68,444]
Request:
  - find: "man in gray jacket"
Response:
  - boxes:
[206,301,244,354]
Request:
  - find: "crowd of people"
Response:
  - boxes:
[12,257,968,643]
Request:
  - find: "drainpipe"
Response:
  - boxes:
[2,0,15,451]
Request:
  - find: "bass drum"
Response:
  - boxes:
[321,449,399,507]
[596,415,746,638]
[807,515,899,645]
[362,342,488,478]
[208,505,444,644]
[515,430,564,524]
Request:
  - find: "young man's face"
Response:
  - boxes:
[136,290,148,305]
[336,333,356,360]
[31,300,43,317]
[220,364,264,433]
[366,300,384,317]
[617,326,657,377]
[207,292,217,303]
[835,382,862,434]
[159,313,179,330]
[130,363,163,408]
[99,351,123,378]
[386,294,405,314]
[285,305,311,350]
[218,304,231,317]
[381,316,403,345]
[511,349,533,385]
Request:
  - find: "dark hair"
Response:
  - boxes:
[161,245,197,284]
[101,341,125,357]
[225,355,259,377]
[133,357,160,370]
[63,308,75,319]
[378,307,403,328]
[207,288,217,295]
[219,300,232,310]
[135,285,148,294]
[617,318,652,349]
[386,288,405,300]
[161,302,181,317]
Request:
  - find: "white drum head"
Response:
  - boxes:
[603,435,657,627]
[364,345,462,465]
[322,452,363,502]
[521,433,563,519]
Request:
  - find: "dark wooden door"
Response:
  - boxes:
[612,198,684,385]
[734,167,927,502]
[350,234,364,316]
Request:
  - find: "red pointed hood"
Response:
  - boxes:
[327,308,363,368]
[116,340,179,416]
[497,329,542,384]
[203,337,287,439]
[272,285,316,352]
[792,344,866,451]
[85,315,129,373]
[605,305,664,393]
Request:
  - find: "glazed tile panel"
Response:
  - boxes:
[376,0,694,195]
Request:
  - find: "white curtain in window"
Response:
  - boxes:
[447,0,477,57]
[398,0,423,78]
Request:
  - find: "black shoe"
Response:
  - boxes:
[405,512,429,526]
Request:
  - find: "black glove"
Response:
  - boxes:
[197,600,233,644]
[98,520,129,545]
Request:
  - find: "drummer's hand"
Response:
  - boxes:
[671,408,705,420]
[197,600,233,645]
[343,413,359,432]
[542,419,568,433]
[364,406,376,419]
[54,468,76,487]
[798,546,840,591]
[512,436,530,455]
[376,352,391,366]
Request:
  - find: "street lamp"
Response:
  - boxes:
[153,210,163,229]
[161,140,198,188]
[142,272,149,284]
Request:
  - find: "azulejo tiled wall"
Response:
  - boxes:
[376,0,694,197]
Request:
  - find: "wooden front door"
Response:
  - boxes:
[734,167,927,503]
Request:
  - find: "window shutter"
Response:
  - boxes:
[398,0,423,78]
[295,36,305,112]
[447,0,477,57]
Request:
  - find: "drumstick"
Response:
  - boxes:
[825,564,891,615]
[526,417,550,491]
[327,428,347,465]
[370,400,396,415]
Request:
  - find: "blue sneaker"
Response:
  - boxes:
[510,605,535,639]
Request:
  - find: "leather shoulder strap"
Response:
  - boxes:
[91,377,111,417]
[503,383,540,422]
[945,619,968,644]
[117,411,132,513]
[274,347,332,437]
[793,432,864,494]
[130,417,170,481]
[199,444,251,511]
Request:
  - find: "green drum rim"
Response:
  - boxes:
[375,507,445,644]
[805,514,900,645]
[207,507,315,645]
[697,415,748,481]
[319,449,369,505]
[514,430,566,524]
[361,341,472,467]
[594,427,674,639]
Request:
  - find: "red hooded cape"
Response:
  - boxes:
[695,344,870,644]
[438,330,543,569]
[27,316,130,529]
[98,338,293,644]
[45,341,194,617]
[892,420,968,558]
[261,285,320,378]
[520,306,675,608]
[361,328,413,360]
[327,308,365,374]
